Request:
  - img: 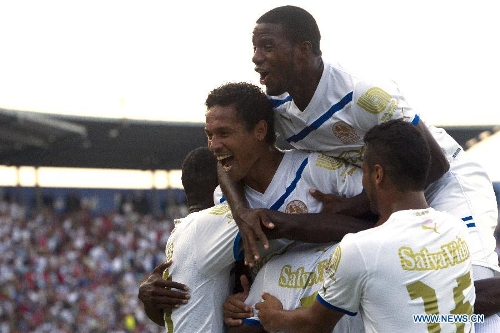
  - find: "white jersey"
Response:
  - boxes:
[163,203,238,332]
[318,208,475,333]
[271,61,499,275]
[244,149,362,212]
[165,150,362,332]
[243,242,365,333]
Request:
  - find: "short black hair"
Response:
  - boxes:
[363,120,430,192]
[257,5,321,56]
[181,147,218,208]
[205,82,276,144]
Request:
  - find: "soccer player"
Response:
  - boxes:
[140,82,373,331]
[225,242,365,333]
[256,120,476,333]
[218,5,499,330]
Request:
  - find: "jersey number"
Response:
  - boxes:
[406,272,472,333]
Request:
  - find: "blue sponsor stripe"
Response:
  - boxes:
[462,216,475,228]
[270,95,292,108]
[411,114,420,126]
[235,157,308,259]
[242,318,262,326]
[269,157,309,211]
[286,92,353,143]
[233,233,244,261]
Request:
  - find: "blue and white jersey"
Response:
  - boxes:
[271,61,499,275]
[244,149,362,213]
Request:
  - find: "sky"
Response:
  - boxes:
[1,0,499,126]
[0,0,499,188]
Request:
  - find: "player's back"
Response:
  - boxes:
[342,208,475,332]
[163,204,238,332]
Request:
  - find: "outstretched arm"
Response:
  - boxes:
[263,209,375,243]
[218,165,274,266]
[256,293,343,333]
[138,261,190,326]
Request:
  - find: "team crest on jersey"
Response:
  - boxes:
[285,200,308,214]
[325,246,341,280]
[332,121,360,145]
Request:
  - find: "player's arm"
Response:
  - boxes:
[218,165,274,265]
[138,261,190,326]
[256,293,343,333]
[414,120,450,186]
[473,276,500,317]
[309,190,377,219]
[262,210,374,243]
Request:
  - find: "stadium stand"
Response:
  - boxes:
[0,108,498,331]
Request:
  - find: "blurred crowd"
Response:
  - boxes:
[0,190,499,333]
[0,194,183,333]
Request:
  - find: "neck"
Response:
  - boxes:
[244,147,284,194]
[375,190,428,227]
[289,58,323,111]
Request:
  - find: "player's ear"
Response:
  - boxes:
[373,164,384,185]
[254,120,268,141]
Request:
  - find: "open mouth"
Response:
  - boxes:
[217,154,235,172]
[259,71,269,85]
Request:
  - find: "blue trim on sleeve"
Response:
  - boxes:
[286,92,353,143]
[219,195,226,204]
[242,318,262,326]
[462,216,476,228]
[269,157,309,211]
[411,114,420,126]
[316,294,357,316]
[270,95,292,108]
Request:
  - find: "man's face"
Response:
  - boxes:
[205,105,261,183]
[252,23,296,96]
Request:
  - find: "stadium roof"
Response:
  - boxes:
[0,108,496,171]
[0,108,208,170]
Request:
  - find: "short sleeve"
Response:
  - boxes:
[317,234,367,316]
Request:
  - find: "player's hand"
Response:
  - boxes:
[223,275,253,326]
[234,208,274,266]
[310,189,371,217]
[255,292,284,332]
[138,261,190,309]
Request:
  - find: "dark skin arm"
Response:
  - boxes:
[225,275,267,333]
[218,165,274,266]
[262,209,375,243]
[256,293,343,333]
[474,276,500,317]
[218,164,377,264]
[138,261,190,326]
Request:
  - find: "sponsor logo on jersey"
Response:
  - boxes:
[398,237,470,271]
[209,203,233,221]
[278,259,328,289]
[332,121,360,145]
[325,246,342,280]
[285,200,308,214]
[315,154,347,171]
[357,87,397,121]
[166,242,174,262]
